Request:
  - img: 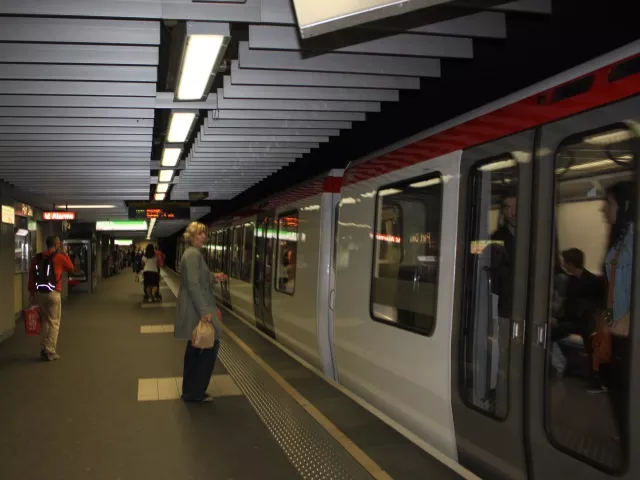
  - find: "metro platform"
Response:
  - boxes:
[0,270,469,480]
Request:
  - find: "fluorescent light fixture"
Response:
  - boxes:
[584,129,634,145]
[478,158,517,172]
[379,188,402,197]
[114,239,133,246]
[155,193,166,201]
[556,159,616,174]
[167,111,197,143]
[410,178,441,188]
[340,197,357,205]
[176,33,229,101]
[156,183,169,194]
[158,170,174,183]
[55,204,115,209]
[161,146,182,167]
[16,228,29,237]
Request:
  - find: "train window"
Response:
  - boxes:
[461,154,518,420]
[241,222,254,282]
[546,125,637,472]
[276,211,298,295]
[215,231,222,271]
[225,227,232,276]
[371,173,442,336]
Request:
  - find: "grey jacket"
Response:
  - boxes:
[174,246,222,341]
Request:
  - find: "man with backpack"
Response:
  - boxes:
[28,236,75,361]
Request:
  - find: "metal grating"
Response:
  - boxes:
[218,337,373,480]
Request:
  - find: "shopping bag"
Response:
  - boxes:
[192,319,215,349]
[24,306,41,336]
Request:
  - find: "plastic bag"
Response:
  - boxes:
[24,306,41,336]
[192,319,215,349]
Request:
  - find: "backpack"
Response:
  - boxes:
[34,252,58,293]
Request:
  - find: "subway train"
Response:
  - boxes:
[176,44,640,480]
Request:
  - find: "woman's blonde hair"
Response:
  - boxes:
[183,221,207,245]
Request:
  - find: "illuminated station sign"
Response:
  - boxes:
[43,211,76,221]
[128,202,190,220]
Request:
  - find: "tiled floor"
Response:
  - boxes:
[137,374,243,401]
[0,271,300,480]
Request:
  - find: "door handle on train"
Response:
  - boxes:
[329,289,335,311]
[535,324,547,349]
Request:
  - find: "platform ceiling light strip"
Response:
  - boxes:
[55,204,116,209]
[154,193,166,201]
[156,183,169,194]
[167,111,197,143]
[159,170,174,182]
[161,146,182,167]
[175,23,230,101]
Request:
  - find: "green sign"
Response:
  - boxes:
[96,220,147,232]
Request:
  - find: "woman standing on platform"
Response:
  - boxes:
[175,222,224,402]
[141,244,160,302]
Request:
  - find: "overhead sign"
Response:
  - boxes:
[96,220,147,232]
[43,211,76,221]
[291,0,460,38]
[1,205,15,224]
[128,204,190,220]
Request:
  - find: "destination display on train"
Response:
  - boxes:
[128,202,190,220]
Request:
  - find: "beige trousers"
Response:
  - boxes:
[38,291,62,355]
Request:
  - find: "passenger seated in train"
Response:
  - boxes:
[278,248,296,294]
[550,248,603,386]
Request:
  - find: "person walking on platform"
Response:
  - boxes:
[28,236,75,361]
[175,222,223,402]
[141,244,160,302]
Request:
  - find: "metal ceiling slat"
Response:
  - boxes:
[0,126,153,135]
[190,152,300,158]
[0,141,151,147]
[0,152,150,158]
[222,76,398,102]
[207,118,351,129]
[195,140,318,149]
[0,0,164,18]
[0,96,155,108]
[0,107,154,118]
[0,17,160,44]
[0,134,152,141]
[217,93,380,112]
[238,42,441,77]
[0,147,151,153]
[0,81,156,96]
[202,126,340,136]
[0,44,159,65]
[199,133,329,143]
[0,117,154,127]
[211,109,366,121]
[249,25,473,58]
[0,64,158,82]
[155,92,218,109]
[411,12,507,38]
[193,146,309,154]
[231,61,420,90]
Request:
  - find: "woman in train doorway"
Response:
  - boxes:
[141,244,160,302]
[600,181,634,444]
[175,222,223,403]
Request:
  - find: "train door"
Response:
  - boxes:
[451,131,535,480]
[220,227,232,308]
[526,96,640,478]
[253,212,275,335]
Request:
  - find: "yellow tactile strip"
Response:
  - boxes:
[140,324,174,334]
[137,374,242,401]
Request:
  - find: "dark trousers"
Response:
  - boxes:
[604,336,629,446]
[182,339,220,400]
[551,321,594,376]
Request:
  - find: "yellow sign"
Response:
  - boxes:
[1,205,15,224]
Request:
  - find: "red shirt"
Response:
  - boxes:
[155,249,165,268]
[28,249,75,293]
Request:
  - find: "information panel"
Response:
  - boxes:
[128,202,190,220]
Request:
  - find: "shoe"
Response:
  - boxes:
[44,352,60,361]
[40,350,48,360]
[197,393,213,403]
[586,381,607,393]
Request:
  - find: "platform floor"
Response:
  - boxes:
[0,270,464,480]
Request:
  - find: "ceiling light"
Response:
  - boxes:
[410,178,441,188]
[156,183,169,194]
[155,193,166,201]
[55,204,116,209]
[158,170,174,183]
[583,129,635,145]
[176,27,230,101]
[478,158,517,172]
[379,188,402,197]
[167,111,197,143]
[161,146,182,167]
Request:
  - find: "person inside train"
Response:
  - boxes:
[600,181,634,442]
[550,248,603,387]
[482,194,517,411]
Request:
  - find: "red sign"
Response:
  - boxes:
[43,211,76,221]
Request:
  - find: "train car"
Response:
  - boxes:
[177,42,640,480]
